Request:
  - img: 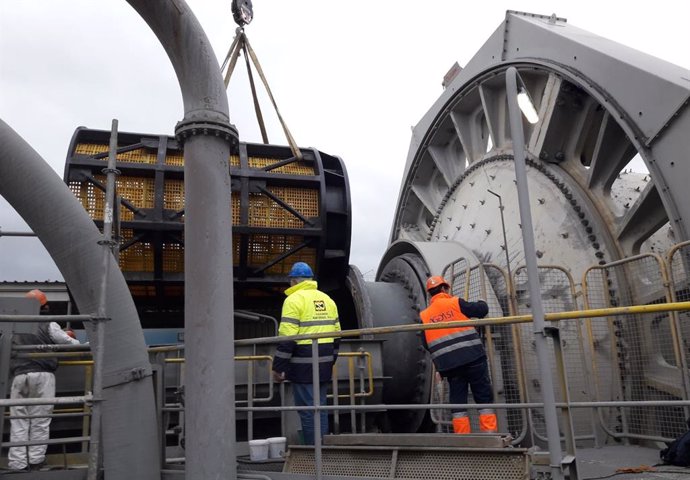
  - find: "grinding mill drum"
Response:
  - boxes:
[64,127,351,325]
[368,11,690,435]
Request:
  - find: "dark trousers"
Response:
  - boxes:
[444,357,493,413]
[293,382,328,445]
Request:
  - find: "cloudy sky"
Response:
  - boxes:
[1,0,689,282]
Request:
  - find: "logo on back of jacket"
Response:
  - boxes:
[430,310,455,323]
[313,300,326,312]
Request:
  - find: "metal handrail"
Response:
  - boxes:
[233,300,690,446]
[0,312,106,472]
[330,351,374,399]
[236,301,690,346]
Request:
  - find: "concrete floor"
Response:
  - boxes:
[577,445,690,480]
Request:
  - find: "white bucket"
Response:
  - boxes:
[248,439,269,461]
[267,436,287,458]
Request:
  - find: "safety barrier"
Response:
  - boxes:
[432,243,690,447]
[514,265,595,445]
[668,240,690,411]
[3,241,690,476]
[0,314,104,476]
[150,346,376,448]
[583,253,689,443]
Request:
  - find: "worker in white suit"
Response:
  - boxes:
[7,290,80,471]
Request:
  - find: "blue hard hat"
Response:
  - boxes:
[288,262,313,278]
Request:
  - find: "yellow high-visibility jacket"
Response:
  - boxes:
[274,280,341,383]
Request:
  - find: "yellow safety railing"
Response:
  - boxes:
[330,351,374,399]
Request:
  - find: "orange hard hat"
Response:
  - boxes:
[25,289,48,306]
[426,276,450,292]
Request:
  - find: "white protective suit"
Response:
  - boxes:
[8,322,79,470]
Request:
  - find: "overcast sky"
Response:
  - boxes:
[1,0,689,282]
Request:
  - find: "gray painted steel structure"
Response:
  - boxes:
[1,0,239,476]
[124,1,239,479]
[390,11,690,259]
[0,121,161,477]
[1,7,689,479]
[373,9,690,440]
[505,66,563,479]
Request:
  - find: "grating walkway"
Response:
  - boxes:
[238,435,690,480]
[283,434,527,480]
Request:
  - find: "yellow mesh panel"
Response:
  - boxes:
[232,193,241,225]
[119,229,154,272]
[74,143,157,164]
[164,152,239,166]
[248,187,318,228]
[69,177,154,222]
[166,153,240,167]
[247,234,317,275]
[69,180,104,222]
[248,156,314,175]
[75,144,307,174]
[164,180,185,211]
[165,151,184,166]
[162,243,185,273]
[233,234,241,265]
[70,145,321,286]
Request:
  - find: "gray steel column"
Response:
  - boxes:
[125,1,238,478]
[87,119,119,480]
[505,67,564,480]
[0,120,161,478]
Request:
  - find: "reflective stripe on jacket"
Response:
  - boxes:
[420,292,486,373]
[275,280,341,383]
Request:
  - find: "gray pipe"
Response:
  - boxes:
[124,1,238,478]
[506,67,564,480]
[0,120,161,478]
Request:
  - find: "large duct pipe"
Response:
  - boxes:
[125,1,238,479]
[0,120,161,477]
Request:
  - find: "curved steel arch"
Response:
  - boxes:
[1,0,238,476]
[0,120,161,477]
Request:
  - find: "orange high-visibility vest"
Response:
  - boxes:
[419,293,485,373]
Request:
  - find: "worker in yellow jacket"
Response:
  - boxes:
[272,262,340,444]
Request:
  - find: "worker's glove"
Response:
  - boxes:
[272,371,286,383]
[65,329,76,339]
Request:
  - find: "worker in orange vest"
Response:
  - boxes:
[420,276,497,434]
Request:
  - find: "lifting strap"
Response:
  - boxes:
[221,28,302,160]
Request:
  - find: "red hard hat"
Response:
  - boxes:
[26,289,48,306]
[426,276,450,292]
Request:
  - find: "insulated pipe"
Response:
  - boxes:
[124,1,238,479]
[0,120,161,478]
